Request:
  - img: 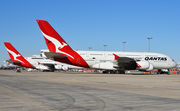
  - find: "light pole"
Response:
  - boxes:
[122,42,126,52]
[88,47,92,51]
[103,45,107,51]
[147,37,153,52]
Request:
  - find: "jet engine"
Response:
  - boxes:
[55,65,69,70]
[139,63,153,72]
[54,64,62,69]
[62,66,69,71]
[136,60,150,70]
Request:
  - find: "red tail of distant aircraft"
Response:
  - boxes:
[4,42,35,68]
[4,42,77,71]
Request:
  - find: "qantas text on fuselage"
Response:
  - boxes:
[145,57,167,61]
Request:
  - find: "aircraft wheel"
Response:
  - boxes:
[110,70,114,74]
[119,71,125,74]
[102,70,107,74]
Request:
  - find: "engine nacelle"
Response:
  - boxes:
[54,65,62,69]
[146,63,153,71]
[62,66,69,71]
[139,63,153,72]
[136,60,150,70]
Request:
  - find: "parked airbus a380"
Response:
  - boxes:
[4,42,66,71]
[37,20,177,74]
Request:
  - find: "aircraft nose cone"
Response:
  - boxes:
[175,62,177,67]
[172,61,177,68]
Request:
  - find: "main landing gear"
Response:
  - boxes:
[157,69,170,75]
[102,70,125,74]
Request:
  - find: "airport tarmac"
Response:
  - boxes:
[0,70,180,111]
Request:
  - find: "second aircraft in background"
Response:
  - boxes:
[4,42,76,71]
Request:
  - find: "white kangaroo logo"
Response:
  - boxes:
[42,31,74,59]
[58,42,67,50]
[6,48,25,64]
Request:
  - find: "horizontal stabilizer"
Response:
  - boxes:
[44,52,67,59]
[6,59,21,64]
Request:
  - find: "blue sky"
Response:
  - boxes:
[0,0,180,65]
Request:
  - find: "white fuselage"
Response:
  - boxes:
[41,49,177,70]
[76,51,177,69]
[25,55,83,70]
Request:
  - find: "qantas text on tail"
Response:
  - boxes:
[36,20,177,73]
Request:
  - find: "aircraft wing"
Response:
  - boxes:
[115,57,137,70]
[44,52,67,59]
[40,63,55,70]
